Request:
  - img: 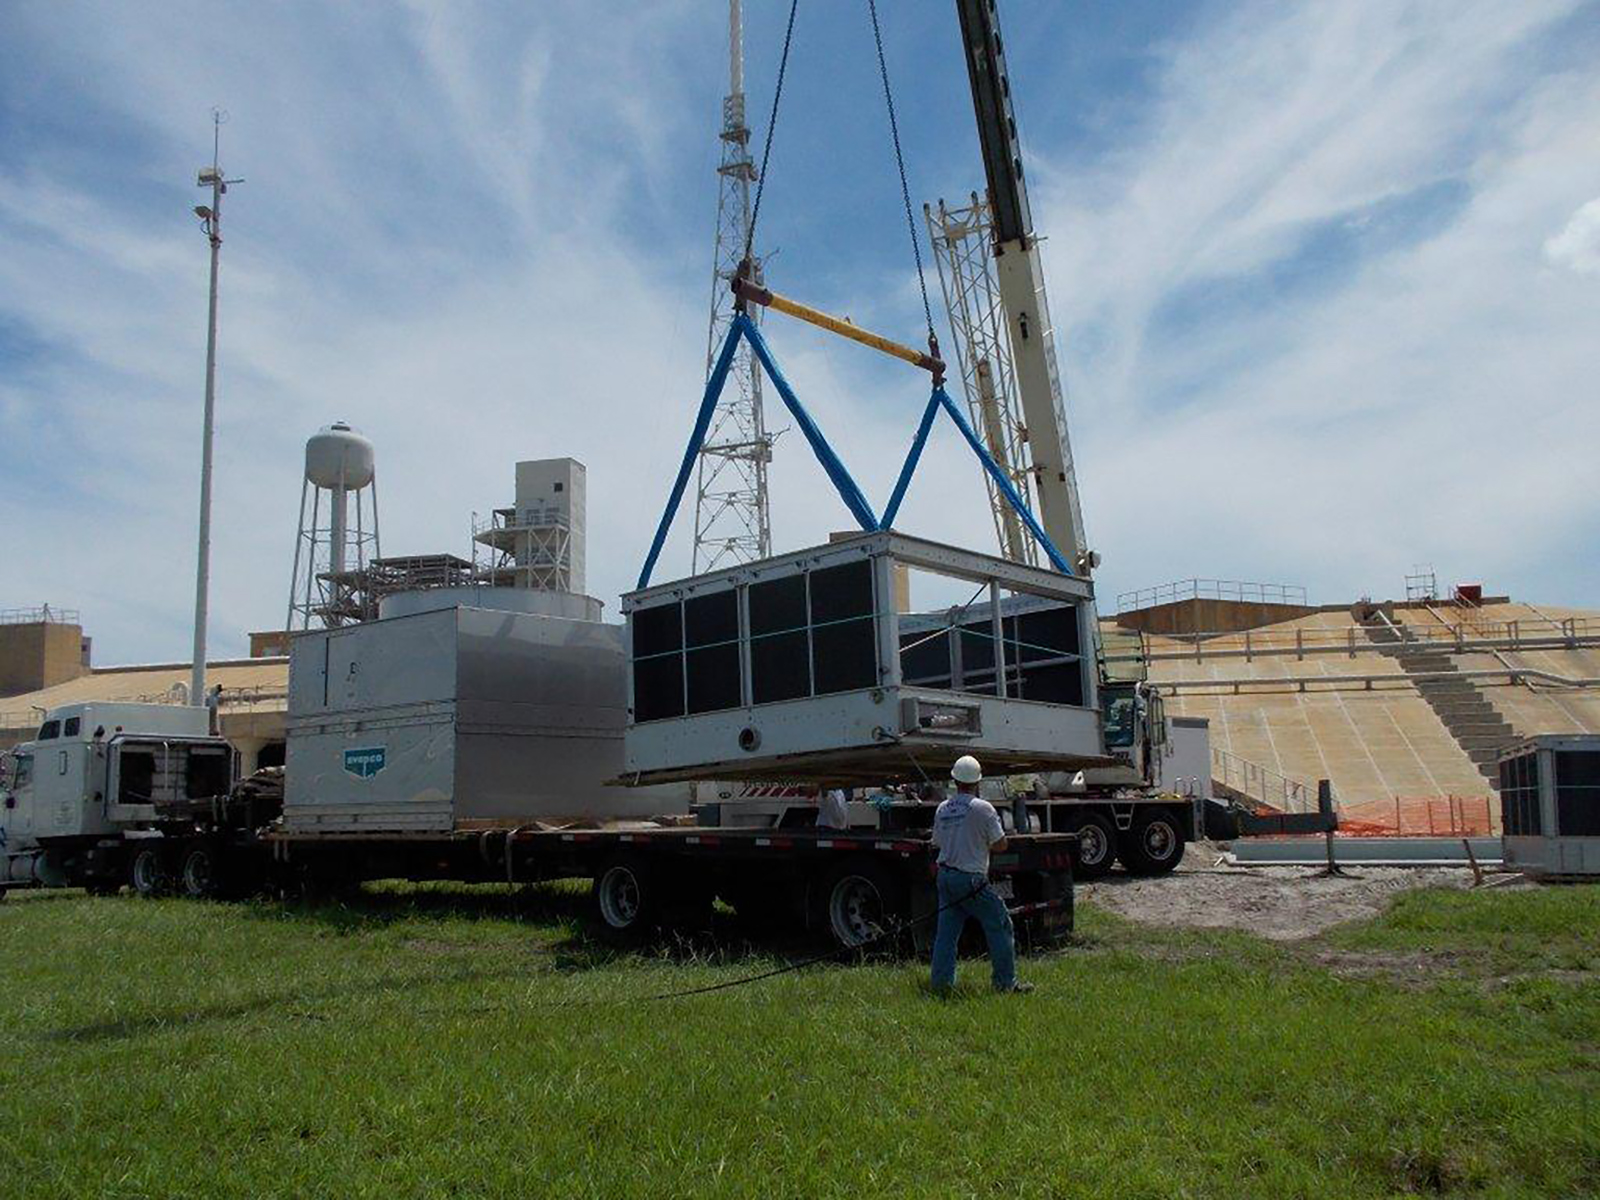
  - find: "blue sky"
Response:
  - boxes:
[2,0,1598,664]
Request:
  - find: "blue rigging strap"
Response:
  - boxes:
[636,321,746,590]
[738,314,880,533]
[878,388,942,531]
[930,386,1073,576]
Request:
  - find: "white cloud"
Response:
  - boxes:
[2,0,1597,667]
[1544,197,1600,274]
[1033,0,1600,607]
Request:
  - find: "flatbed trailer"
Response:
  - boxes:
[263,824,1077,950]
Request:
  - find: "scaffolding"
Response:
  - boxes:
[1405,564,1439,603]
[472,508,575,592]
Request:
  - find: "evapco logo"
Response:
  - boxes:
[343,746,386,779]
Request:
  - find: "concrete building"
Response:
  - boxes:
[0,606,90,697]
[0,656,288,773]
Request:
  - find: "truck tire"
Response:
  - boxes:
[1066,812,1117,880]
[1118,808,1186,876]
[590,855,661,944]
[181,846,218,899]
[812,860,905,951]
[130,846,171,898]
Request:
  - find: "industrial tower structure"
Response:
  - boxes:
[286,423,381,630]
[691,0,773,573]
[926,0,1093,578]
[926,194,1040,568]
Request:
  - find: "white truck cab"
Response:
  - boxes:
[1,703,233,892]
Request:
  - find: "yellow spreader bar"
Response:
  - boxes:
[733,277,945,382]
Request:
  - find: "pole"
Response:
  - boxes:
[190,113,241,702]
[191,142,222,701]
[1318,778,1342,876]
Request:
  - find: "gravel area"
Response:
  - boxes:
[1076,845,1502,940]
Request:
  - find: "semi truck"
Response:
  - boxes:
[0,599,1079,953]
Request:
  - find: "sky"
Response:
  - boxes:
[1,0,1597,665]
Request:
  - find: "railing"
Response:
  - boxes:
[1211,747,1316,814]
[0,605,80,626]
[1117,579,1307,614]
[1104,614,1600,665]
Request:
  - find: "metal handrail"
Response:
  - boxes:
[0,605,80,625]
[1159,664,1600,693]
[1211,746,1317,814]
[1104,615,1600,664]
[1117,579,1307,614]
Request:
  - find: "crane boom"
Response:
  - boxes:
[954,0,1092,575]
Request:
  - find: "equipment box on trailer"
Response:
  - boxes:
[285,605,685,833]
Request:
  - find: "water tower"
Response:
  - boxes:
[287,422,381,629]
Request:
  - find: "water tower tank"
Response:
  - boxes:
[305,422,375,489]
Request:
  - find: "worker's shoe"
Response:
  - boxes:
[995,981,1035,995]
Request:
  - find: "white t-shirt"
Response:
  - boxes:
[931,793,1005,875]
[817,789,849,830]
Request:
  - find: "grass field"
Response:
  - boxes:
[2,881,1597,1198]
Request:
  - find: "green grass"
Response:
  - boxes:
[2,882,1597,1199]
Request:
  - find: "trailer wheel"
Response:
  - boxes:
[129,847,171,897]
[815,861,904,951]
[85,880,121,897]
[1118,808,1186,876]
[1066,813,1117,880]
[591,856,658,943]
[181,846,218,899]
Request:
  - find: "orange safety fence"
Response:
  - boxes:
[1335,794,1498,837]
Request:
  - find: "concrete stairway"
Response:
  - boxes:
[1366,622,1515,783]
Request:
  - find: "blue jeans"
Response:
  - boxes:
[930,867,1016,991]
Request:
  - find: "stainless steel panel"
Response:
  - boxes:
[285,606,687,832]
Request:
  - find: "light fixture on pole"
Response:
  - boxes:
[190,109,243,708]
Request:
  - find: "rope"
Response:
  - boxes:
[866,0,936,339]
[743,0,801,268]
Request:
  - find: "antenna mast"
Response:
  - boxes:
[189,109,242,704]
[691,0,773,572]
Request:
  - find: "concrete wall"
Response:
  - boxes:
[0,622,88,697]
[1116,598,1315,638]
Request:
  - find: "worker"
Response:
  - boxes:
[816,785,850,832]
[929,755,1032,995]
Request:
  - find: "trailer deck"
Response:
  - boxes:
[266,823,1078,949]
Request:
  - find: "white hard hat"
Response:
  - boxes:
[951,755,983,784]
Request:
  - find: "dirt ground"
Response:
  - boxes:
[1077,843,1517,940]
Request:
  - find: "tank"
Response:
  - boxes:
[304,422,376,490]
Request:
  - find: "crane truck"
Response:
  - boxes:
[937,0,1202,876]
